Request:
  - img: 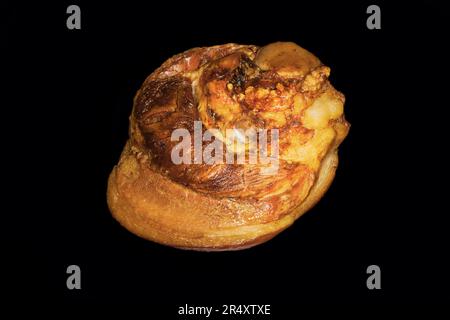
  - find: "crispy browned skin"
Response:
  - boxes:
[107,42,350,250]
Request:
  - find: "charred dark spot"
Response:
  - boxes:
[246,70,285,90]
[229,55,260,92]
[206,106,220,121]
[230,68,245,91]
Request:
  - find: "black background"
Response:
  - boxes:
[5,0,450,311]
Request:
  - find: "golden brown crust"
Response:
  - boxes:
[107,42,350,250]
[107,141,339,251]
